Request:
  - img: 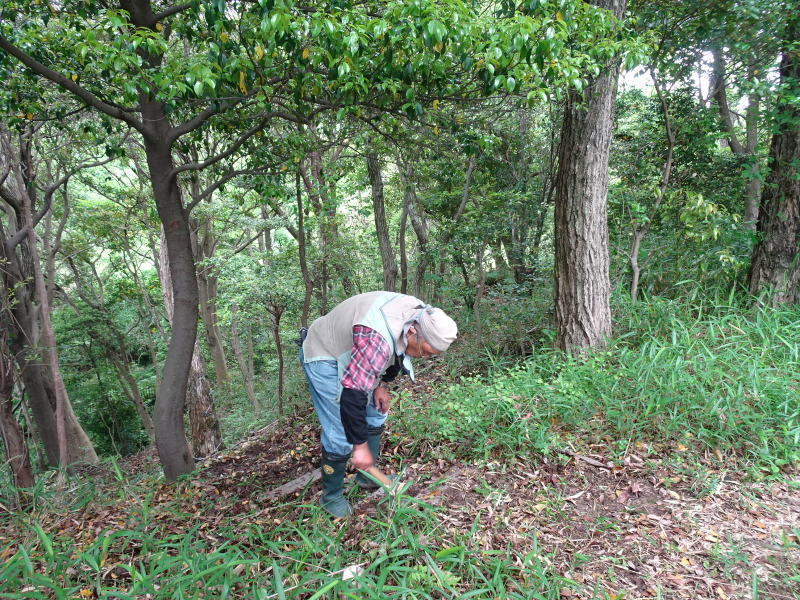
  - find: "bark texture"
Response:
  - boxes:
[158,233,223,460]
[747,16,800,305]
[0,309,35,493]
[553,0,626,352]
[367,153,397,291]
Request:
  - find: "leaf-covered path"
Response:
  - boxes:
[2,402,798,599]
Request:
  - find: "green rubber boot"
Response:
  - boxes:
[320,453,353,518]
[355,426,396,490]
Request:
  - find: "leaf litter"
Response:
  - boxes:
[1,385,797,599]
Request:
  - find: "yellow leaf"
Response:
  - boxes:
[239,71,247,94]
[433,126,439,135]
[26,112,33,120]
[555,11,564,22]
[255,45,264,60]
[70,73,77,81]
[302,47,310,60]
[676,443,688,452]
[220,31,229,42]
[155,22,163,31]
[79,589,93,598]
[432,99,439,109]
[433,42,443,52]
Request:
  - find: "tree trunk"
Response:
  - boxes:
[400,165,430,299]
[747,16,800,305]
[553,0,625,352]
[367,152,397,291]
[157,228,222,463]
[629,68,675,301]
[398,198,409,295]
[268,306,285,416]
[296,169,314,327]
[197,263,229,384]
[473,243,487,339]
[193,210,229,385]
[711,46,762,228]
[108,352,155,441]
[187,341,223,459]
[16,147,97,468]
[231,303,259,411]
[0,327,35,495]
[435,156,477,300]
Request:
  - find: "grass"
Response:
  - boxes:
[412,292,799,477]
[1,485,573,600]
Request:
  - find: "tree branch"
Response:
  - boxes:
[170,110,307,178]
[152,2,193,23]
[0,36,144,133]
[186,168,269,212]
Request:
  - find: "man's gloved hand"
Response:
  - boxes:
[351,442,374,471]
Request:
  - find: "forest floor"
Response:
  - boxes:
[3,374,799,600]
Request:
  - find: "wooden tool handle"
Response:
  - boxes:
[365,466,394,488]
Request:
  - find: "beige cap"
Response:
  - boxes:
[415,307,458,352]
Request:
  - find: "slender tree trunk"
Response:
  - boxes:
[157,229,222,462]
[268,306,285,416]
[435,156,476,299]
[711,46,762,228]
[367,152,397,291]
[297,169,314,327]
[473,243,487,339]
[629,68,675,301]
[193,211,229,384]
[398,199,409,295]
[231,303,258,411]
[747,15,800,305]
[553,0,625,352]
[108,353,155,441]
[17,159,97,468]
[400,165,430,298]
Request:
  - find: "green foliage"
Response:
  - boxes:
[403,294,800,475]
[1,485,570,599]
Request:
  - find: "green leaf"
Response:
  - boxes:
[506,76,516,92]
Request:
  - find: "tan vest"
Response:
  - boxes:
[303,291,425,365]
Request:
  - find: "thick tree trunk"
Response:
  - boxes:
[230,303,259,411]
[367,153,397,291]
[747,17,800,305]
[553,0,625,352]
[0,329,35,494]
[187,341,223,459]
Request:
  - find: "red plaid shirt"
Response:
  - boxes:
[340,325,392,392]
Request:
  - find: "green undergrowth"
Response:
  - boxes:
[408,294,799,478]
[1,489,584,600]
